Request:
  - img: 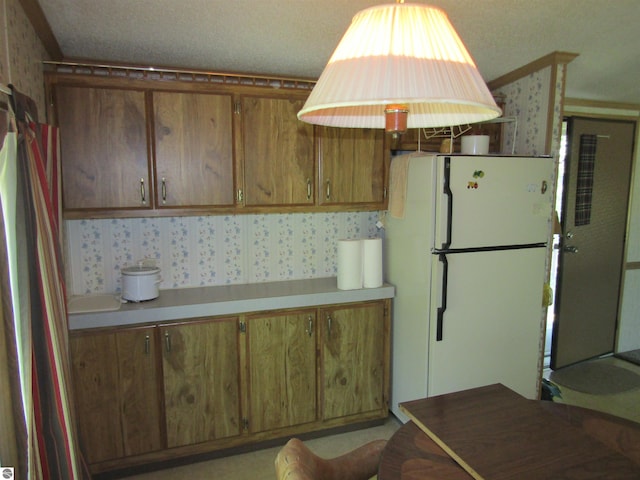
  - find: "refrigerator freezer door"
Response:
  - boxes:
[434,155,554,250]
[428,247,546,399]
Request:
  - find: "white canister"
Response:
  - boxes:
[121,264,161,302]
[461,135,490,155]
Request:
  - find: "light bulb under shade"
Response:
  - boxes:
[298,3,501,130]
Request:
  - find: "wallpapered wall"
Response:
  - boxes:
[1,0,49,117]
[494,66,556,157]
[65,212,382,295]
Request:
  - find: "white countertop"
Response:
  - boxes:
[68,277,395,330]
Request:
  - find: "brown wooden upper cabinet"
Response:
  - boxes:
[49,70,388,217]
[56,85,152,213]
[239,94,315,207]
[152,91,236,209]
[317,127,387,207]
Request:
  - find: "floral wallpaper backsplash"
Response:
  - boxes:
[65,211,382,295]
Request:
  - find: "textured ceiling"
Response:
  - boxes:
[36,0,640,104]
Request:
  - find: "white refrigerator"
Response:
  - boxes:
[385,153,555,421]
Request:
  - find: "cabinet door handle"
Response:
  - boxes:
[164,332,171,352]
[140,178,146,204]
[161,177,167,204]
[306,178,312,200]
[305,315,313,337]
[326,313,332,338]
[326,180,331,200]
[144,334,150,355]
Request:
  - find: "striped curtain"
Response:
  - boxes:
[10,88,89,479]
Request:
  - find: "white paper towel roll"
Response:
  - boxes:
[337,239,363,290]
[362,238,383,288]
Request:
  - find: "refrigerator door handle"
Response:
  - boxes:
[436,252,448,341]
[441,157,453,250]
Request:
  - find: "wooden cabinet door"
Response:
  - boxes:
[317,127,386,206]
[70,326,162,463]
[321,302,387,420]
[240,95,315,206]
[153,91,235,208]
[245,310,317,433]
[56,86,151,211]
[160,317,241,447]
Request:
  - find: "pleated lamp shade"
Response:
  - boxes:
[297,2,501,133]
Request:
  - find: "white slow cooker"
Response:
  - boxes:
[121,263,161,302]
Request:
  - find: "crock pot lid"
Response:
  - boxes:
[121,265,161,275]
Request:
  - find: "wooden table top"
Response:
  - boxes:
[379,384,640,480]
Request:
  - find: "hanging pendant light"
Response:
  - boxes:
[297,1,501,136]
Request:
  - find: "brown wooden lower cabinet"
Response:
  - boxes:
[321,302,387,420]
[70,326,162,464]
[160,318,242,447]
[245,309,318,433]
[69,299,390,474]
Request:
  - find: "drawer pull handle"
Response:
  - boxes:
[306,315,313,337]
[165,332,171,352]
[140,178,146,204]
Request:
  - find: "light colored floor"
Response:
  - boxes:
[120,417,401,480]
[544,355,640,425]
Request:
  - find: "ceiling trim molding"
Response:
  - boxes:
[487,51,579,92]
[18,0,62,60]
[43,60,317,91]
[565,97,640,113]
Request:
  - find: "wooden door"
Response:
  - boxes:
[551,118,636,368]
[245,310,317,433]
[321,302,386,420]
[153,91,235,208]
[240,95,315,206]
[317,127,386,206]
[70,326,162,463]
[161,317,241,447]
[56,86,151,211]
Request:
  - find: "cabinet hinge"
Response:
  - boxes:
[242,417,249,431]
[237,189,243,203]
[239,320,246,333]
[234,101,241,115]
